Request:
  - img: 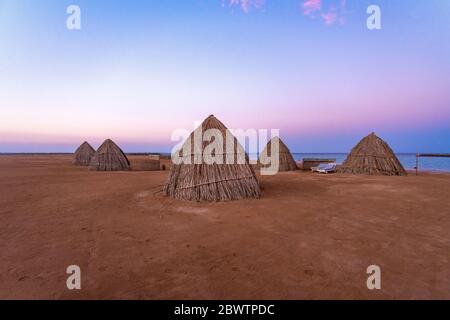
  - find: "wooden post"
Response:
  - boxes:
[416,153,419,176]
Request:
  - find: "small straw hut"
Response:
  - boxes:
[72,141,95,166]
[163,115,261,201]
[89,139,130,171]
[338,132,407,176]
[258,137,297,172]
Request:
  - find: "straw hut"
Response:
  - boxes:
[163,115,261,201]
[338,132,407,176]
[89,139,130,171]
[72,141,95,166]
[258,137,297,171]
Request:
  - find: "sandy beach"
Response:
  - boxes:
[0,155,449,299]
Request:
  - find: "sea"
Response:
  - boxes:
[294,153,450,172]
[2,152,450,172]
[249,153,450,172]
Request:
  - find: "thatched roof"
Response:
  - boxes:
[88,139,130,171]
[258,137,297,172]
[338,132,407,176]
[163,115,261,201]
[72,141,95,166]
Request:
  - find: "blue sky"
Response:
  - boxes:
[0,0,449,153]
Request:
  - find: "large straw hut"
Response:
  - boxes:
[88,139,130,171]
[72,141,95,166]
[258,137,297,172]
[338,132,407,176]
[163,115,261,201]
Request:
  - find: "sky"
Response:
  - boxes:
[1,0,450,153]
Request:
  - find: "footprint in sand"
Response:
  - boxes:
[175,207,210,214]
[135,191,151,199]
[175,207,222,222]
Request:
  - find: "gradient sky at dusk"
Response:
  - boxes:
[1,0,450,153]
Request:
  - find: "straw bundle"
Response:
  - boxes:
[89,139,130,171]
[129,156,161,171]
[163,115,261,201]
[72,141,95,166]
[338,132,407,176]
[258,137,297,172]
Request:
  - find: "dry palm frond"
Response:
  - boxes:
[338,132,407,176]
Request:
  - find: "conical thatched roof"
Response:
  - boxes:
[258,137,297,172]
[338,133,407,176]
[88,139,130,171]
[163,115,261,201]
[72,141,95,166]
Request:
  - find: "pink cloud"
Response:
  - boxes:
[321,12,337,25]
[302,0,322,16]
[301,0,347,25]
[223,0,265,13]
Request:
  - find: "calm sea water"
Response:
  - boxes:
[293,153,450,172]
[2,152,449,172]
[247,153,450,172]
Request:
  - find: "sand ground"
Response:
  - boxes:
[0,155,449,299]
